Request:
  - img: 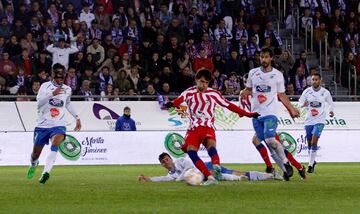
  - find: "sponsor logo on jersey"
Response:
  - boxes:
[49,98,64,107]
[50,108,60,117]
[311,109,319,116]
[310,101,322,108]
[256,85,271,93]
[257,94,267,104]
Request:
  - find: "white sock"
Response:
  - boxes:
[268,146,287,172]
[43,151,58,174]
[30,155,38,167]
[266,138,288,164]
[220,174,243,181]
[309,147,317,167]
[246,171,272,181]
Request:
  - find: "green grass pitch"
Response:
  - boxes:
[1,163,360,213]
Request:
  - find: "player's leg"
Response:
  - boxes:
[276,134,306,179]
[308,124,324,173]
[252,134,273,173]
[263,116,293,178]
[182,129,217,185]
[204,136,221,180]
[27,128,47,179]
[40,127,66,184]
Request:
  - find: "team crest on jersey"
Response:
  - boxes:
[270,74,275,79]
[256,85,271,92]
[257,94,267,104]
[310,101,322,108]
[49,98,64,107]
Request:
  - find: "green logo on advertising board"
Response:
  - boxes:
[59,135,82,161]
[278,132,297,155]
[164,133,186,158]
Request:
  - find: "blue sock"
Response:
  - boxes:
[188,150,200,163]
[50,145,58,152]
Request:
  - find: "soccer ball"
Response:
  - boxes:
[184,168,204,186]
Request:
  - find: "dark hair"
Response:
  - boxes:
[158,152,171,162]
[195,69,212,81]
[312,73,321,79]
[261,48,273,57]
[124,106,130,111]
[53,63,65,77]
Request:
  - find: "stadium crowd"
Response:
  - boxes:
[0,0,359,101]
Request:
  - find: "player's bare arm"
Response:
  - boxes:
[240,87,252,99]
[278,92,300,118]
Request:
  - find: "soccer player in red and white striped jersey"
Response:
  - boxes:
[165,69,259,185]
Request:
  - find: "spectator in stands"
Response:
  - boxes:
[114,69,131,94]
[159,64,177,92]
[115,106,136,131]
[79,67,98,93]
[214,35,231,60]
[209,69,225,93]
[128,65,140,92]
[16,86,30,102]
[46,38,79,70]
[276,49,295,82]
[212,53,226,74]
[27,80,41,98]
[160,82,175,96]
[225,49,244,76]
[87,38,105,68]
[95,4,111,31]
[224,72,241,95]
[5,35,22,58]
[193,47,214,73]
[98,66,113,93]
[330,38,344,83]
[118,36,138,60]
[64,67,79,93]
[178,66,194,92]
[249,51,261,70]
[286,82,296,96]
[214,19,232,42]
[31,70,49,85]
[294,66,307,94]
[100,83,114,101]
[341,52,356,90]
[0,52,15,78]
[292,50,309,82]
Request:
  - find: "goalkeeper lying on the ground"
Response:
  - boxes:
[138,152,283,182]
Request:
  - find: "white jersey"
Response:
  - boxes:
[150,158,194,182]
[46,44,79,70]
[36,81,78,128]
[299,86,334,125]
[246,67,285,117]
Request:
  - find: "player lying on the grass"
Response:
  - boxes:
[164,69,259,185]
[138,153,283,182]
[252,134,306,179]
[27,63,81,184]
[299,73,334,173]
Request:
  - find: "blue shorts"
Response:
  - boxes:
[33,126,66,146]
[252,115,278,141]
[205,162,234,174]
[305,124,325,141]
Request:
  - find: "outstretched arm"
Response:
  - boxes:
[278,92,299,118]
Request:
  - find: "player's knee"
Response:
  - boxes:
[252,135,260,146]
[265,137,278,149]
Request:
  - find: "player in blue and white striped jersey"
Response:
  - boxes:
[27,63,81,184]
[299,73,334,173]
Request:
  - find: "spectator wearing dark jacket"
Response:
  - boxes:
[115,107,136,131]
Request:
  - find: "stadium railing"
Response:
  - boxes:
[1,95,360,102]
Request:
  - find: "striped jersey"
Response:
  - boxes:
[173,86,230,130]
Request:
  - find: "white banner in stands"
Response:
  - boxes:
[10,101,360,132]
[0,130,359,166]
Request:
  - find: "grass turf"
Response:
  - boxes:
[1,163,360,214]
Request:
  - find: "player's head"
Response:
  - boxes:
[260,48,273,69]
[123,106,131,117]
[311,73,322,88]
[52,63,65,85]
[158,152,174,170]
[195,69,212,92]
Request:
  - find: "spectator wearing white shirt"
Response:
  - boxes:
[214,19,232,42]
[79,3,95,28]
[46,38,79,70]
